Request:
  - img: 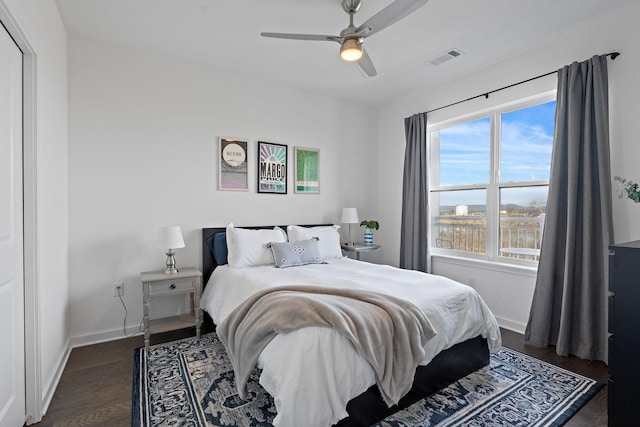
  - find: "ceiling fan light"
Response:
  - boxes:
[340,39,362,62]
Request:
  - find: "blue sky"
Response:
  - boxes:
[435,101,555,207]
[438,117,491,186]
[501,101,555,182]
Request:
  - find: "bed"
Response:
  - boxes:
[200,224,501,427]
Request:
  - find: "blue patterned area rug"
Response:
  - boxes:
[132,333,603,427]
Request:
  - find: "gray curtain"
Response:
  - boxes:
[525,55,614,361]
[400,112,428,271]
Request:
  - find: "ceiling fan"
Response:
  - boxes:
[261,0,430,78]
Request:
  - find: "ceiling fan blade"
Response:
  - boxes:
[357,48,377,78]
[356,0,430,38]
[261,32,342,43]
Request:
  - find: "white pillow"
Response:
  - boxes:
[226,223,287,268]
[287,225,343,260]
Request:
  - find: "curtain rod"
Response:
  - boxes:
[424,51,620,115]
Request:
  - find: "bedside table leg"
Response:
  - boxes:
[194,277,201,339]
[143,297,150,350]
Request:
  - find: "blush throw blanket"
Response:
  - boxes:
[216,286,437,407]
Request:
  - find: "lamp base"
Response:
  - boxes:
[163,250,179,275]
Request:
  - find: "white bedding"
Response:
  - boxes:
[200,257,501,427]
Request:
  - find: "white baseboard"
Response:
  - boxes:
[69,326,143,349]
[40,339,71,417]
[495,315,526,335]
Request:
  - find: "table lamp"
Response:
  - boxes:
[341,208,359,246]
[158,225,185,274]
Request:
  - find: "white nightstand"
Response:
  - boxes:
[140,267,202,350]
[341,243,381,260]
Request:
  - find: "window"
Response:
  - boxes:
[429,95,555,264]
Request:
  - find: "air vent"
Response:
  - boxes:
[429,48,464,66]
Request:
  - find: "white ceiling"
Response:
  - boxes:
[55,0,629,106]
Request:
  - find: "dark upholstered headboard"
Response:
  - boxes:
[202,224,332,286]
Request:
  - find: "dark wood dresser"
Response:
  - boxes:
[608,240,640,426]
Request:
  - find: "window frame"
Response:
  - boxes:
[428,92,556,266]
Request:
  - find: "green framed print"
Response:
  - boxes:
[219,137,249,191]
[294,147,319,194]
[258,141,287,194]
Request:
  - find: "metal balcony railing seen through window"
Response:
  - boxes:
[433,214,545,261]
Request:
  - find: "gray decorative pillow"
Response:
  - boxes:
[268,238,325,268]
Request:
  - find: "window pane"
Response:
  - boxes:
[499,186,548,261]
[435,117,491,186]
[432,190,486,254]
[500,101,555,182]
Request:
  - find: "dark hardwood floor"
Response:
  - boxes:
[31,327,608,426]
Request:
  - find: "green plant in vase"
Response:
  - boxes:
[360,220,379,244]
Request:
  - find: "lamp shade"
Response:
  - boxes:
[341,208,359,224]
[340,39,363,62]
[158,225,185,249]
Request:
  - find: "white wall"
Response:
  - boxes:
[375,1,640,333]
[1,0,69,421]
[67,36,377,345]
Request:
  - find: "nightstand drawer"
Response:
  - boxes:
[148,278,195,295]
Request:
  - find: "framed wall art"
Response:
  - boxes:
[219,137,249,191]
[257,141,287,194]
[294,147,319,194]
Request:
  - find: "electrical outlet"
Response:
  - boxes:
[112,282,124,297]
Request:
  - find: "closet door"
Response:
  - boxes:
[0,20,25,427]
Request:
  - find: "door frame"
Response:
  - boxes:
[0,2,41,423]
